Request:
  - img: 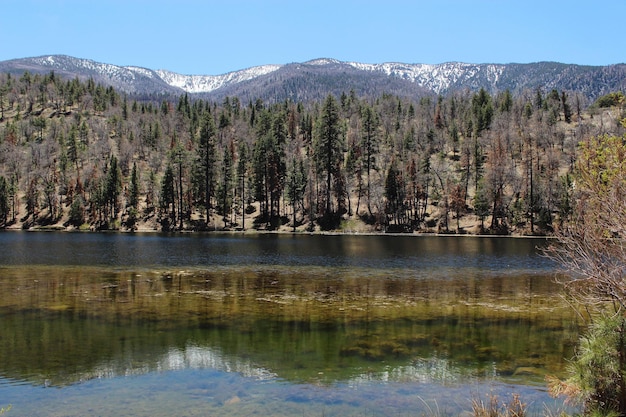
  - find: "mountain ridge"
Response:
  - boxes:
[0,54,624,103]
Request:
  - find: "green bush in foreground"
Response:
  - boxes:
[546,121,626,416]
[549,314,626,416]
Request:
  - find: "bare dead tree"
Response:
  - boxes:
[545,131,626,313]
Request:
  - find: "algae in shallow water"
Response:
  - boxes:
[0,265,580,387]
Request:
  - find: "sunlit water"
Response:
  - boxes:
[0,232,578,416]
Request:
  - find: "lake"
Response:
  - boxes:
[0,232,578,416]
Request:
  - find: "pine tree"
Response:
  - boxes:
[471,88,493,136]
[128,162,139,210]
[384,160,404,226]
[160,164,175,225]
[268,111,287,222]
[360,104,379,216]
[218,145,234,228]
[0,176,8,226]
[252,110,287,225]
[104,155,122,220]
[499,89,513,113]
[561,91,572,123]
[197,112,216,222]
[68,195,85,227]
[314,95,344,222]
[473,179,490,232]
[236,142,250,230]
[286,157,307,232]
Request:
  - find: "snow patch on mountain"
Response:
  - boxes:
[125,66,156,79]
[17,55,507,95]
[305,58,342,66]
[29,55,157,85]
[156,65,280,94]
[8,54,620,101]
[347,61,506,94]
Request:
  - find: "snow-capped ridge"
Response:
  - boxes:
[2,54,623,101]
[14,55,282,95]
[156,64,280,94]
[0,55,570,96]
[305,58,342,66]
[346,61,506,94]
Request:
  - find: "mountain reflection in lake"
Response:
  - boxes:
[0,233,578,416]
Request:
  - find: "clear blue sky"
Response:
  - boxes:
[1,0,623,75]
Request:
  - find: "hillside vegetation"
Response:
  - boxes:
[0,71,623,234]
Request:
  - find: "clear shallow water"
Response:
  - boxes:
[0,232,577,416]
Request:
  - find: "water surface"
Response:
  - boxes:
[0,233,577,416]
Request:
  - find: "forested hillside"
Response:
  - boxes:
[0,71,623,234]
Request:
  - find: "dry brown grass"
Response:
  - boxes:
[471,393,526,417]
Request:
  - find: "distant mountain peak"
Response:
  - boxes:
[305,58,343,66]
[155,64,281,94]
[1,55,624,103]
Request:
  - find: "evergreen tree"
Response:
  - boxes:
[122,96,128,120]
[25,178,39,220]
[498,89,513,113]
[218,145,234,227]
[68,195,85,227]
[197,112,216,221]
[104,155,122,220]
[286,157,307,232]
[471,88,493,136]
[0,176,8,226]
[160,164,176,224]
[237,142,251,225]
[267,111,287,221]
[66,125,79,173]
[128,162,139,210]
[252,110,287,225]
[314,95,344,221]
[384,160,405,226]
[170,143,188,230]
[561,91,572,123]
[360,104,380,216]
[126,162,140,229]
[252,111,273,221]
[473,179,490,232]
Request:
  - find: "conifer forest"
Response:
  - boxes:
[0,71,623,234]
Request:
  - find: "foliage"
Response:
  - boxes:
[546,121,626,416]
[473,179,490,231]
[68,195,86,227]
[314,94,344,221]
[593,92,624,108]
[0,175,9,225]
[471,88,494,136]
[549,130,626,310]
[286,157,307,231]
[160,164,175,223]
[196,111,216,221]
[0,70,607,233]
[549,314,626,416]
[128,162,139,210]
[384,162,402,211]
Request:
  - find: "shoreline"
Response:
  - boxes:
[1,224,553,239]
